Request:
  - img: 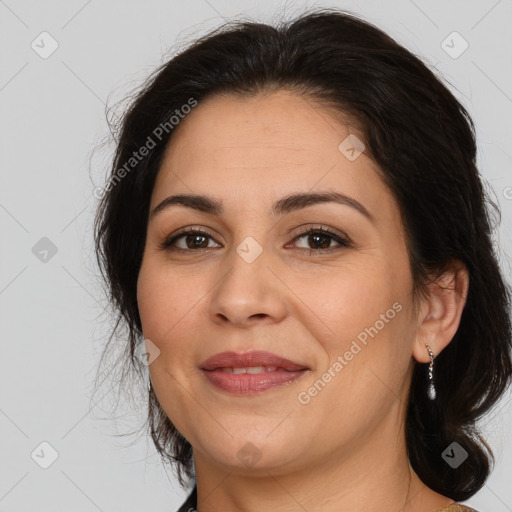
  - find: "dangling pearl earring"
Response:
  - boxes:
[425,343,436,400]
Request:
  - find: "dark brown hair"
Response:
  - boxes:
[93,8,512,501]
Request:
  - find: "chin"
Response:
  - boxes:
[196,429,303,471]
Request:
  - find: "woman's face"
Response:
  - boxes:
[137,90,421,476]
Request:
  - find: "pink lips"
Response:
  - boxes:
[199,350,310,395]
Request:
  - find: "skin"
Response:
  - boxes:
[136,89,470,512]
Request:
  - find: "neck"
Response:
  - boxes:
[191,403,454,512]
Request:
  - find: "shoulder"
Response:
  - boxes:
[432,504,480,512]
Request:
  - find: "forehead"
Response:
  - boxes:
[162,90,357,167]
[152,90,392,219]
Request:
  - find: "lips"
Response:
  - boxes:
[199,350,309,372]
[199,350,310,395]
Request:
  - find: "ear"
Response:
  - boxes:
[412,260,470,363]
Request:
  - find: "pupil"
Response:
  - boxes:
[188,235,207,249]
[310,233,329,249]
[184,233,331,250]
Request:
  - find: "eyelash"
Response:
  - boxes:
[158,225,351,255]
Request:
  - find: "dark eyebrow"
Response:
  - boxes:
[149,191,373,221]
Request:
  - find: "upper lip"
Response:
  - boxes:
[199,350,309,371]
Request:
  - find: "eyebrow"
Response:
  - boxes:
[149,191,373,221]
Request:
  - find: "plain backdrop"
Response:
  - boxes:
[1,0,511,511]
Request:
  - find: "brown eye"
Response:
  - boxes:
[159,226,350,254]
[290,227,351,254]
[159,229,221,251]
[181,233,210,249]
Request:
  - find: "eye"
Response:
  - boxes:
[288,226,351,254]
[159,228,220,252]
[159,225,351,254]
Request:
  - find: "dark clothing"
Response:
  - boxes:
[176,485,197,512]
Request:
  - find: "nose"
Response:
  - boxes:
[208,243,288,328]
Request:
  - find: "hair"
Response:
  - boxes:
[93,7,512,501]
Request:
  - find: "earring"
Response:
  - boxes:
[425,343,436,400]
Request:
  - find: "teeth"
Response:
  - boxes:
[221,366,278,374]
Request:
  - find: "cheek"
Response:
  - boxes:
[137,262,183,338]
[136,261,210,359]
[302,263,404,343]
[303,264,413,412]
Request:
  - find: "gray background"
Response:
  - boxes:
[1,0,511,511]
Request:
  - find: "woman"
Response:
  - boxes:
[93,8,512,512]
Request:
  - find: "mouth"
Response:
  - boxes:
[199,350,310,395]
[210,366,282,374]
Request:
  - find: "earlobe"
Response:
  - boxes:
[412,260,470,364]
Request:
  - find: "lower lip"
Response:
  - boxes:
[201,369,308,395]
